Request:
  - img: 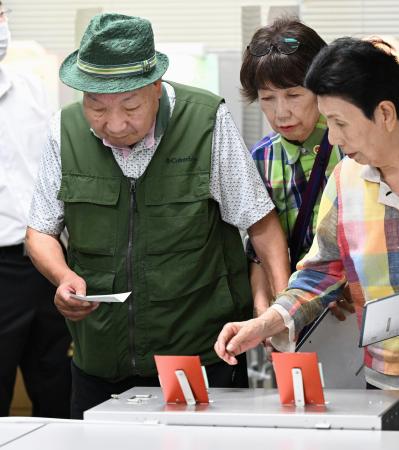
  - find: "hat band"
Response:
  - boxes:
[77,54,157,77]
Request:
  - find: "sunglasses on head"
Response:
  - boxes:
[247,37,300,57]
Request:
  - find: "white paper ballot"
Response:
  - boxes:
[70,292,131,303]
[360,294,399,347]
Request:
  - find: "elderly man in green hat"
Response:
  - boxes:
[26,13,289,418]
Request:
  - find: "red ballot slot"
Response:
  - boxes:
[154,355,209,404]
[272,352,325,405]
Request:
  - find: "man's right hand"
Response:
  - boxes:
[55,272,99,321]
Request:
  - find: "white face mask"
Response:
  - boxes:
[0,21,10,62]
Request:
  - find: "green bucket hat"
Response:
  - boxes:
[59,13,169,93]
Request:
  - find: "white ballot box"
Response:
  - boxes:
[84,386,399,431]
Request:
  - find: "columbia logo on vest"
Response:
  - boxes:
[166,156,198,164]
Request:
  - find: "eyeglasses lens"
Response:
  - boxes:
[248,37,300,57]
[277,37,300,54]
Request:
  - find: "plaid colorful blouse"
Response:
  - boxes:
[275,157,399,378]
[251,116,343,259]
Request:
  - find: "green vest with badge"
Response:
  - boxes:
[58,82,252,380]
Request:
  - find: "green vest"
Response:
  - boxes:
[58,82,252,380]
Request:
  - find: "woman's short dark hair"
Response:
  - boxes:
[240,17,326,103]
[305,37,399,119]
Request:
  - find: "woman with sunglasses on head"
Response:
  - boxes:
[240,18,352,331]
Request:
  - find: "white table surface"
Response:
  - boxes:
[0,422,45,446]
[0,418,398,450]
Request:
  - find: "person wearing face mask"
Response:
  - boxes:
[238,18,353,341]
[0,2,71,417]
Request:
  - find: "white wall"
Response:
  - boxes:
[6,0,399,53]
[302,0,399,42]
[6,0,293,52]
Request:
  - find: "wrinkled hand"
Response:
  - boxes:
[256,307,276,359]
[328,285,355,321]
[214,318,268,365]
[254,306,275,359]
[55,272,99,321]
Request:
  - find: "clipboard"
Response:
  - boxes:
[359,293,399,347]
[295,306,330,350]
[154,355,209,404]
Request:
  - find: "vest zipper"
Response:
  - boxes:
[127,178,137,372]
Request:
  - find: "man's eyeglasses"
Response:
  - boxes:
[247,37,300,57]
[0,9,12,19]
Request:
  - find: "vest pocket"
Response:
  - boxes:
[58,173,121,255]
[72,261,116,295]
[145,248,227,301]
[144,173,209,254]
[145,201,208,254]
[144,274,237,359]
